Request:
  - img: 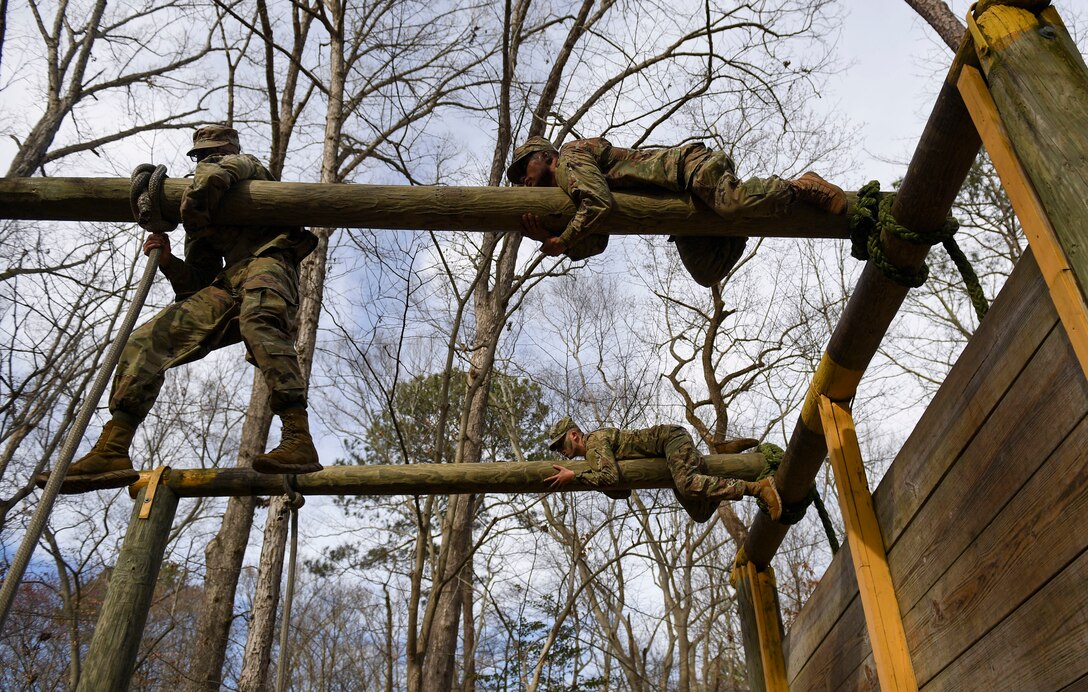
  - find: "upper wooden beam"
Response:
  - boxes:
[126,453,765,498]
[0,177,857,239]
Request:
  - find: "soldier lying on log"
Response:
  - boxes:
[507,136,847,286]
[37,126,322,493]
[543,417,781,523]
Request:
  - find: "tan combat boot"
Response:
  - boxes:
[35,418,140,493]
[746,476,782,522]
[253,408,322,474]
[713,437,759,454]
[790,171,847,215]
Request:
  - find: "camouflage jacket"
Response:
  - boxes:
[578,425,686,500]
[165,153,318,299]
[555,138,709,251]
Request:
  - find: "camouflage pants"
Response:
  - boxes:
[671,150,795,286]
[110,252,307,421]
[661,425,748,521]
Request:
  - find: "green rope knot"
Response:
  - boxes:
[755,443,839,551]
[849,181,989,320]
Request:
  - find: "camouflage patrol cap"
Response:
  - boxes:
[506,136,558,185]
[547,415,580,452]
[187,125,241,157]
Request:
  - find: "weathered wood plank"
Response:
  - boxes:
[888,325,1088,606]
[77,485,179,691]
[0,177,857,239]
[127,454,765,498]
[922,547,1088,691]
[785,249,1053,681]
[791,325,1088,691]
[904,413,1088,685]
[874,250,1058,551]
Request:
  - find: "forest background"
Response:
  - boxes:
[0,0,1083,689]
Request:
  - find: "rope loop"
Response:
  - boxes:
[281,473,305,510]
[848,181,989,319]
[129,164,177,235]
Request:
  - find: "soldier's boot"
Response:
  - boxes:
[673,236,747,288]
[790,172,847,215]
[745,477,782,522]
[713,437,759,455]
[35,418,140,493]
[253,408,322,474]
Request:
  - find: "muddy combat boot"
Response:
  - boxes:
[746,476,782,522]
[253,408,322,474]
[713,437,759,454]
[35,418,140,493]
[790,172,847,215]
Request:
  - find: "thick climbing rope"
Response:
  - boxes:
[275,476,305,692]
[756,443,839,554]
[850,181,989,321]
[0,165,175,634]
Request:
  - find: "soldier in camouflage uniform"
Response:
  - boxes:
[543,417,781,523]
[37,126,322,493]
[506,136,847,286]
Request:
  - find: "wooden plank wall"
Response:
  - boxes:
[783,249,1088,690]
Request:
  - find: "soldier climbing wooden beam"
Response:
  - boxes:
[0,176,860,239]
[122,453,766,498]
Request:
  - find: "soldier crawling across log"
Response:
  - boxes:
[37,125,322,493]
[543,417,782,523]
[507,136,848,286]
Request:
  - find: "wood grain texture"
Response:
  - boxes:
[77,485,179,692]
[0,177,858,239]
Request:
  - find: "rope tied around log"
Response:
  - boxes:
[850,181,989,321]
[129,164,177,235]
[756,443,839,553]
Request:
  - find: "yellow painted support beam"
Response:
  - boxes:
[817,395,918,692]
[730,554,789,692]
[957,64,1088,381]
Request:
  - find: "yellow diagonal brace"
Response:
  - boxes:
[137,466,170,520]
[818,395,918,692]
[957,64,1088,381]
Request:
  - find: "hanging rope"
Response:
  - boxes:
[275,476,305,692]
[755,443,838,553]
[0,165,176,634]
[850,181,989,321]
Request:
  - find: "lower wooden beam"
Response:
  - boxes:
[125,454,765,498]
[818,395,918,692]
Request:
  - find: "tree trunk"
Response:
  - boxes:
[187,384,271,690]
[238,496,291,691]
[904,0,965,51]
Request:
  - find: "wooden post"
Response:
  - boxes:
[817,395,918,691]
[0,176,859,239]
[743,28,985,569]
[731,559,789,692]
[962,3,1088,379]
[123,454,765,498]
[78,482,179,691]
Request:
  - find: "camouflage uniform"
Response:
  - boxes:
[551,138,795,283]
[579,425,748,515]
[110,153,318,421]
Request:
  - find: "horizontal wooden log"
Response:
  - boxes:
[128,454,764,498]
[0,177,857,239]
